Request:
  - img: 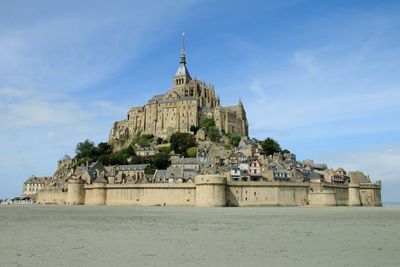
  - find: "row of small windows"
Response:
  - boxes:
[176,78,187,85]
[25,184,43,188]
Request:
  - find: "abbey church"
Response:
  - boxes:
[109,35,249,145]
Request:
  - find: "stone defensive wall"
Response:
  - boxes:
[85,183,196,206]
[36,189,67,205]
[36,175,382,207]
[226,182,309,206]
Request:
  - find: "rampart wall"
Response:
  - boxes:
[86,183,196,206]
[36,175,382,207]
[36,189,67,204]
[226,182,309,206]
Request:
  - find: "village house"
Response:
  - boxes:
[230,166,241,181]
[249,159,262,176]
[78,161,105,184]
[107,164,148,184]
[171,157,200,171]
[152,169,167,183]
[165,166,197,183]
[23,176,51,196]
[261,170,293,182]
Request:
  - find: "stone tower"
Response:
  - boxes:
[67,177,85,205]
[237,97,249,136]
[195,175,227,207]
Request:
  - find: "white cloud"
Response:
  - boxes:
[247,80,400,137]
[319,146,400,202]
[0,87,130,133]
[0,87,33,98]
[321,146,400,181]
[293,51,317,75]
[0,1,196,92]
[0,88,87,131]
[88,101,127,116]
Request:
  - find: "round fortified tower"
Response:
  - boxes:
[195,175,227,207]
[67,178,85,205]
[88,174,108,205]
[348,183,361,206]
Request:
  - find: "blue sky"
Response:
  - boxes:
[1,0,399,202]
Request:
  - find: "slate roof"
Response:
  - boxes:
[175,63,191,78]
[115,164,148,171]
[172,157,199,164]
[166,166,198,180]
[24,176,51,184]
[93,173,108,184]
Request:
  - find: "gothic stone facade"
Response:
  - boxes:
[109,39,248,144]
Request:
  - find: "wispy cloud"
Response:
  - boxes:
[245,19,400,139]
[0,87,130,132]
[0,1,200,198]
[293,50,318,75]
[0,1,196,92]
[320,145,400,202]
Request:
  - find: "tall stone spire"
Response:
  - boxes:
[174,32,191,86]
[180,32,186,64]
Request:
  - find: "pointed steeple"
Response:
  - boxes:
[174,32,191,87]
[180,32,186,64]
[238,96,243,106]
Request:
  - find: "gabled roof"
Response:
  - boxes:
[93,174,108,184]
[115,164,148,171]
[153,169,167,179]
[24,176,51,184]
[172,157,199,164]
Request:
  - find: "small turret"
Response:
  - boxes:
[237,97,245,117]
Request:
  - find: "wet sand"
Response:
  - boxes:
[0,205,399,267]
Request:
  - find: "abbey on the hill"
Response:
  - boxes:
[109,34,248,145]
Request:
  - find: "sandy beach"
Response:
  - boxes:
[0,205,399,267]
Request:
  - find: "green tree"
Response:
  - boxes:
[208,126,221,142]
[282,149,291,155]
[159,146,172,154]
[201,117,221,142]
[190,125,200,134]
[170,132,197,156]
[105,146,136,165]
[202,117,216,131]
[144,152,171,174]
[75,139,96,163]
[130,155,144,164]
[186,147,198,158]
[61,154,71,161]
[260,137,281,156]
[137,134,152,147]
[95,142,112,156]
[150,152,170,169]
[228,133,241,147]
